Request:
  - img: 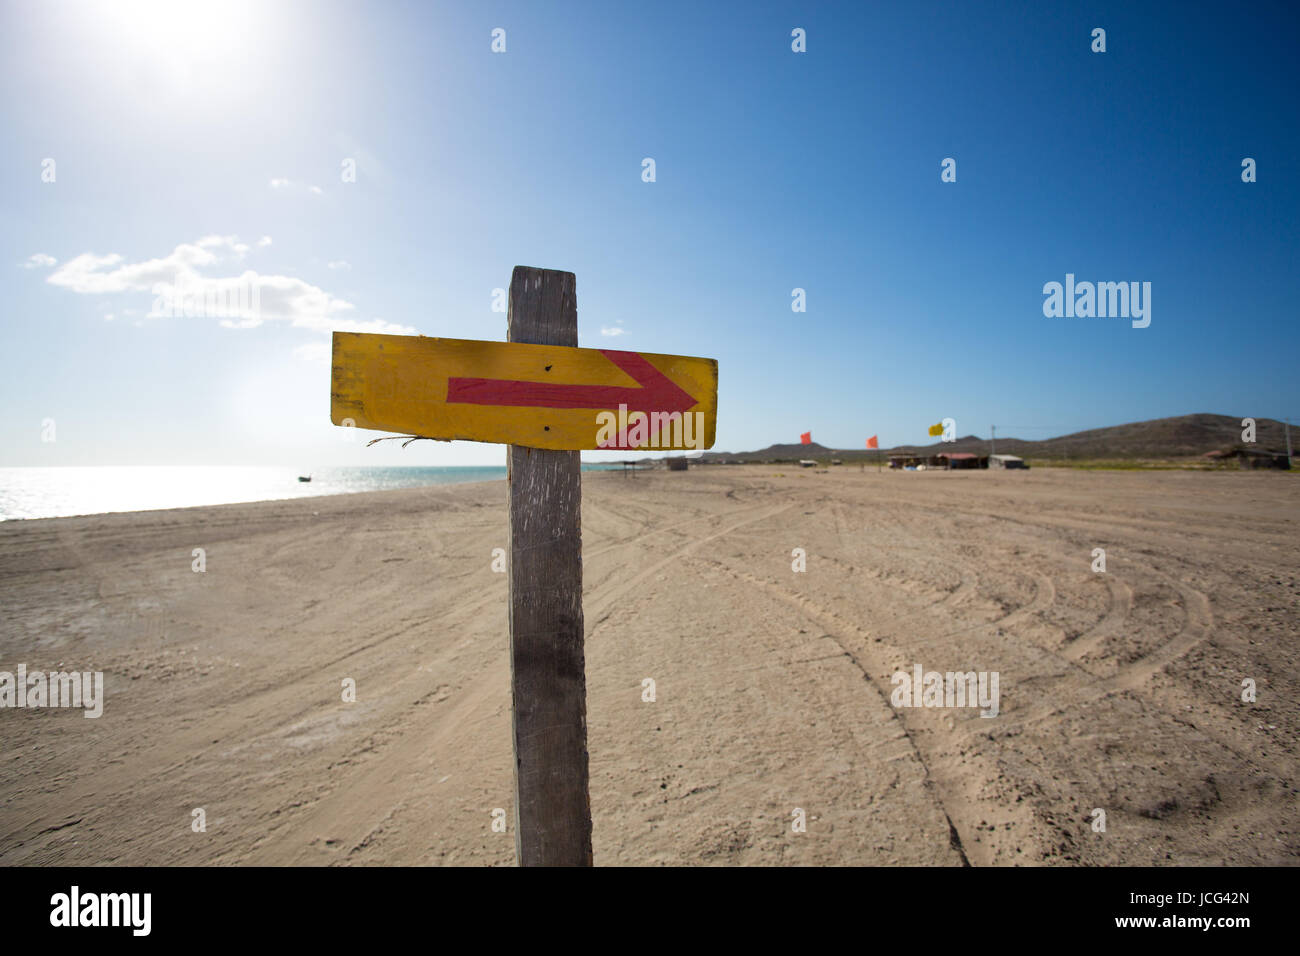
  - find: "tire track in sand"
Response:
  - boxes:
[684,553,1015,865]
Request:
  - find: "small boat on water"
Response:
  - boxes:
[298,475,312,483]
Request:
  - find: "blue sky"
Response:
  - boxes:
[2,0,1297,466]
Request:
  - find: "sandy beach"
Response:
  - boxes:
[1,465,1296,866]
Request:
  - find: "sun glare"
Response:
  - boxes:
[90,0,265,91]
[106,0,254,49]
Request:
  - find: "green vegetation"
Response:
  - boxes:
[1023,458,1272,471]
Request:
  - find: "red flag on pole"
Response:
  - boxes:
[800,432,811,445]
[866,435,878,449]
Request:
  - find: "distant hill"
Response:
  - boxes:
[740,441,836,459]
[695,414,1293,463]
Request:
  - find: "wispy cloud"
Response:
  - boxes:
[327,260,351,271]
[600,324,627,337]
[270,178,323,196]
[43,235,412,337]
[47,236,249,295]
[20,253,56,269]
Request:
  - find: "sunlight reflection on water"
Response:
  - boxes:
[0,466,521,520]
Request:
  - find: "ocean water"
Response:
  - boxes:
[0,465,618,521]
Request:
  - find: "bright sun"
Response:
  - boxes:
[106,0,254,47]
[88,0,266,95]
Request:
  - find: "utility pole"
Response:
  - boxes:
[990,425,996,458]
[1286,418,1293,466]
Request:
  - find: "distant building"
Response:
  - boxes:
[937,452,984,470]
[889,454,933,469]
[798,459,818,468]
[989,454,1028,469]
[889,452,998,470]
[666,457,688,471]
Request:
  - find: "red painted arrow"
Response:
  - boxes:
[446,349,697,448]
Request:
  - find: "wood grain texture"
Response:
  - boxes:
[507,266,593,866]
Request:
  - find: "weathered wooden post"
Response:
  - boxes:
[505,266,592,866]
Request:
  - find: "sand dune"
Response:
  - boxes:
[1,466,1296,865]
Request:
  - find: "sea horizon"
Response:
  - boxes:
[0,464,622,522]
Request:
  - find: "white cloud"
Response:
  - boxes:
[21,253,57,269]
[200,235,250,257]
[600,325,627,337]
[47,236,248,294]
[270,178,323,196]
[326,317,411,334]
[257,236,272,247]
[327,260,351,271]
[45,236,412,338]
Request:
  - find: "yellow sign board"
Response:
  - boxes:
[331,332,718,451]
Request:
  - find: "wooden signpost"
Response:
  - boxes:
[330,266,717,866]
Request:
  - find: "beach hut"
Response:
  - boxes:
[989,454,1027,470]
[889,454,927,469]
[937,452,982,470]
